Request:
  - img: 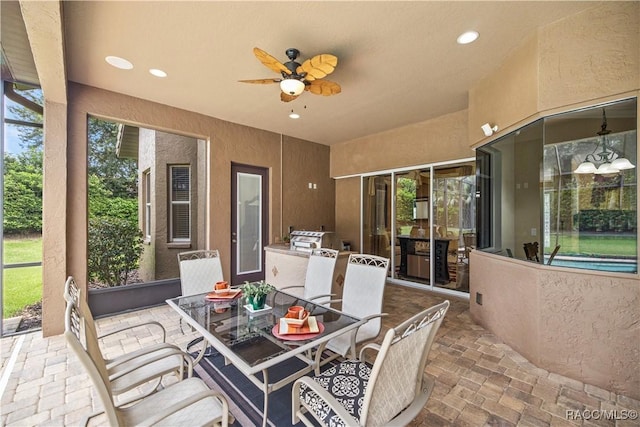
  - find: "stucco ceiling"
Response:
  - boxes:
[29,2,607,145]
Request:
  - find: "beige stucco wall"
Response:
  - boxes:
[468,34,539,145]
[155,131,199,279]
[468,2,640,148]
[335,177,361,252]
[281,137,335,235]
[330,110,473,253]
[137,128,156,281]
[467,3,640,399]
[327,2,640,398]
[537,3,640,112]
[41,101,67,337]
[331,109,471,178]
[470,251,639,399]
[46,82,333,335]
[137,130,200,281]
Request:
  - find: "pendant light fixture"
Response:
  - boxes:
[573,109,635,174]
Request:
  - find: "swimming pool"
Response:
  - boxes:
[549,257,637,273]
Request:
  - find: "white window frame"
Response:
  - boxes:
[143,170,151,240]
[169,165,191,242]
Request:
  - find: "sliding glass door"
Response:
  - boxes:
[362,160,475,294]
[362,174,392,272]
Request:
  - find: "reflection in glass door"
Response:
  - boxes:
[432,163,475,292]
[361,160,475,294]
[231,164,268,284]
[362,174,392,277]
[395,169,431,283]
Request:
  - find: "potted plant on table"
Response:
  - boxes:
[241,280,276,310]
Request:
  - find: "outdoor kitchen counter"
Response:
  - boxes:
[264,245,352,306]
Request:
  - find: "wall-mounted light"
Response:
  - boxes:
[574,109,635,174]
[481,123,499,137]
[280,78,305,96]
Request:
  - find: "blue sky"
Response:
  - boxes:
[4,98,32,155]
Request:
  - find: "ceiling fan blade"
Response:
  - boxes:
[280,92,299,103]
[238,78,281,84]
[253,47,292,76]
[306,79,341,96]
[297,54,338,81]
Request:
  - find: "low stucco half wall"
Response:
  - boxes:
[469,251,639,400]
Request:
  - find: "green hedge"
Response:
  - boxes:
[573,210,637,232]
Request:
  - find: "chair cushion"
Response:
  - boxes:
[299,360,371,426]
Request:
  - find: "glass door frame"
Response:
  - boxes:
[359,157,475,297]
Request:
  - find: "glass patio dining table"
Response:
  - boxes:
[166,287,364,427]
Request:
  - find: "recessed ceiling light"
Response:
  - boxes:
[289,111,300,119]
[149,68,167,78]
[105,55,133,70]
[457,31,479,45]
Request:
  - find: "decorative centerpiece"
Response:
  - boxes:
[241,280,275,310]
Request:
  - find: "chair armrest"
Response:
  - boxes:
[279,285,305,292]
[98,320,167,343]
[108,348,191,381]
[307,293,335,302]
[358,342,381,361]
[292,377,359,426]
[361,312,388,322]
[105,342,181,367]
[137,390,229,427]
[346,313,388,359]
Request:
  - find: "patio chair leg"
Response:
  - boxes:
[187,336,217,365]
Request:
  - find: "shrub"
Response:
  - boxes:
[88,217,143,286]
[3,157,42,234]
[88,174,138,221]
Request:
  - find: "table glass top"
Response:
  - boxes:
[167,289,360,368]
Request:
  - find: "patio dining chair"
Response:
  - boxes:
[177,249,224,296]
[63,277,192,406]
[314,254,389,371]
[293,300,450,427]
[523,242,540,262]
[462,232,476,260]
[65,301,231,427]
[547,244,561,265]
[177,249,225,361]
[280,248,339,305]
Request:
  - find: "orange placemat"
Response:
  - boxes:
[205,289,242,301]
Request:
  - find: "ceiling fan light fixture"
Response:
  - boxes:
[280,78,305,96]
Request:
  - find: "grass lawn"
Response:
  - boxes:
[547,233,637,257]
[3,236,42,318]
[3,266,42,317]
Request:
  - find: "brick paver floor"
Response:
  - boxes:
[1,284,638,426]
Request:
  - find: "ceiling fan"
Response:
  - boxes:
[239,47,341,102]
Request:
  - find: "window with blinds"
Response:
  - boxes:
[169,165,190,241]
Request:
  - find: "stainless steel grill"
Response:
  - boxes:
[289,230,338,252]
